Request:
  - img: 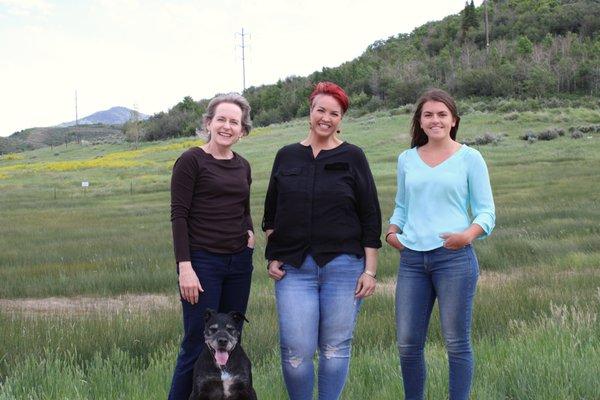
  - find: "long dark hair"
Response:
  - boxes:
[410,88,460,148]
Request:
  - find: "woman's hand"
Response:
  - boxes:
[356,247,378,298]
[267,260,285,280]
[386,231,405,251]
[439,232,472,249]
[355,272,376,299]
[440,224,483,250]
[247,230,255,249]
[178,261,203,304]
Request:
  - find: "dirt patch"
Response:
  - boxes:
[478,270,524,288]
[0,294,178,315]
[479,268,600,289]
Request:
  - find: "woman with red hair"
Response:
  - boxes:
[263,81,382,399]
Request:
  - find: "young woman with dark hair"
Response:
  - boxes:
[386,88,495,400]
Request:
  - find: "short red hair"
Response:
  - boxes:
[309,81,349,114]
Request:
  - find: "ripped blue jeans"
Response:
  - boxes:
[275,254,363,400]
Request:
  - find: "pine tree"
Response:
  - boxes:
[468,0,479,28]
[461,0,479,42]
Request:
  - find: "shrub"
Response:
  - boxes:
[537,130,559,141]
[521,131,537,140]
[462,132,504,146]
[579,125,600,133]
[571,130,584,139]
[389,104,414,116]
[567,124,600,134]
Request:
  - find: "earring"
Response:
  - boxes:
[336,129,341,134]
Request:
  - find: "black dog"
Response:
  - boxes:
[189,309,257,400]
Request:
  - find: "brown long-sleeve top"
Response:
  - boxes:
[171,147,253,262]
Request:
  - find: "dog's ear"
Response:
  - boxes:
[204,308,217,323]
[228,311,249,324]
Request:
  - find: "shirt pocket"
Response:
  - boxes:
[321,165,354,197]
[277,167,305,193]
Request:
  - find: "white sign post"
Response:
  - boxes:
[82,181,89,195]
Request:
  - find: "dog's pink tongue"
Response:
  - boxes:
[215,350,229,366]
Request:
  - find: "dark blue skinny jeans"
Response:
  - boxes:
[168,247,253,400]
[395,245,479,400]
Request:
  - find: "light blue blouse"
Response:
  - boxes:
[389,145,495,251]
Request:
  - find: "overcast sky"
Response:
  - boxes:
[0,0,481,137]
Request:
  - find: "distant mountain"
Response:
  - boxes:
[0,106,151,153]
[0,124,125,153]
[58,106,149,127]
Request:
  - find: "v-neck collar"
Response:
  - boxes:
[415,144,465,169]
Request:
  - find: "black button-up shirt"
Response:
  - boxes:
[262,142,382,267]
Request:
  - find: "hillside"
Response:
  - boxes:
[0,125,124,153]
[0,107,149,154]
[139,0,600,141]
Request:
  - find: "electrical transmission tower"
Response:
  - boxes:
[236,28,249,92]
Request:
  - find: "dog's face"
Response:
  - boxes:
[204,309,248,367]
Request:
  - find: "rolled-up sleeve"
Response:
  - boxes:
[355,149,382,248]
[389,152,407,230]
[170,153,196,263]
[468,150,495,237]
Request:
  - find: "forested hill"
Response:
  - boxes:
[138,0,600,141]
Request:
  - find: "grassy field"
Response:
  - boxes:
[1,107,599,399]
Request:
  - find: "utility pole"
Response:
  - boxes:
[132,104,140,149]
[484,0,490,52]
[236,28,248,92]
[73,90,79,146]
[75,90,79,126]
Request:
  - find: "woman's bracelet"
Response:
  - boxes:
[362,270,377,279]
[385,231,396,241]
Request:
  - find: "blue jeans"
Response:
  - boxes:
[395,245,479,400]
[275,254,364,400]
[168,247,254,400]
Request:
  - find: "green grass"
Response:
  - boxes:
[1,108,599,399]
